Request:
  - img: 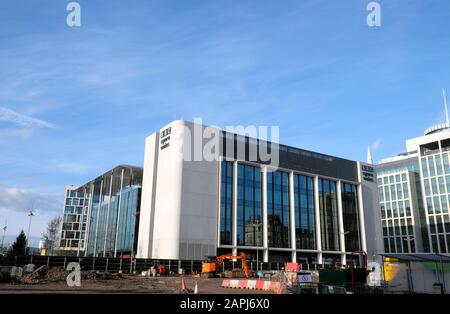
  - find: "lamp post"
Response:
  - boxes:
[26,207,35,255]
[1,221,7,253]
[249,220,262,273]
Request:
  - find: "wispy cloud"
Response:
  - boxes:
[0,185,62,214]
[0,106,55,129]
[0,128,33,139]
[371,138,382,151]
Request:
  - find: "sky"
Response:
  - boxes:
[1,0,450,240]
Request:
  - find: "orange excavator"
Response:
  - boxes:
[201,252,252,278]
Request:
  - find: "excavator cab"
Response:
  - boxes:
[201,252,253,278]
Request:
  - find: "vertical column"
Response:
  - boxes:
[314,176,322,265]
[289,172,297,262]
[84,183,94,256]
[114,169,125,257]
[262,166,269,263]
[93,179,103,257]
[232,161,238,254]
[337,181,346,266]
[357,184,368,253]
[103,173,114,257]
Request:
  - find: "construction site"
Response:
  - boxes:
[0,251,390,294]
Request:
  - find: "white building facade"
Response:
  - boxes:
[137,120,382,265]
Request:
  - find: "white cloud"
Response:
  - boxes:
[0,128,33,139]
[371,138,382,151]
[0,186,62,214]
[0,106,55,129]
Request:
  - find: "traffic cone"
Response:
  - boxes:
[194,281,198,294]
[181,273,187,291]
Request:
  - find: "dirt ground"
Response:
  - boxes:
[0,275,272,294]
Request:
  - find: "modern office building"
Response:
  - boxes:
[59,185,89,256]
[376,122,450,254]
[137,120,383,265]
[60,165,143,257]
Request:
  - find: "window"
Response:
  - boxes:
[403,183,409,199]
[220,161,233,245]
[319,178,340,251]
[267,171,291,248]
[422,158,428,178]
[237,164,262,247]
[341,183,361,252]
[439,176,446,194]
[436,155,443,176]
[429,156,436,177]
[444,154,450,173]
[294,174,315,249]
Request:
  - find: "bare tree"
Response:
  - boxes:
[41,216,62,256]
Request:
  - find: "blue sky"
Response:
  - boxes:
[1,0,450,239]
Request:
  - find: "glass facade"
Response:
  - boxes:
[378,171,416,253]
[267,171,291,248]
[293,174,315,249]
[420,145,450,253]
[318,178,340,251]
[218,160,363,261]
[85,166,142,257]
[220,161,233,245]
[341,183,361,252]
[237,163,262,247]
[59,186,88,254]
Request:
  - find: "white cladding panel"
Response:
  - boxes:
[151,120,185,259]
[136,133,158,258]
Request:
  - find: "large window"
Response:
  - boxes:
[267,171,291,248]
[293,174,315,249]
[220,161,233,245]
[319,178,340,251]
[237,164,262,247]
[341,183,361,252]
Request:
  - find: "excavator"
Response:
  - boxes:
[201,252,252,278]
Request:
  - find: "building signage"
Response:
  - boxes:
[160,127,171,150]
[297,274,312,283]
[361,164,374,182]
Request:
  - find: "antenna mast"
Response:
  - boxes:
[444,88,449,125]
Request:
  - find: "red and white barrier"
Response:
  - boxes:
[222,279,282,293]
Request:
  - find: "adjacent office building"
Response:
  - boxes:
[136,120,383,264]
[59,185,89,255]
[59,165,143,257]
[376,123,450,254]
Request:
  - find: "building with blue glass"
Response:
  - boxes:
[60,165,143,257]
[137,120,382,265]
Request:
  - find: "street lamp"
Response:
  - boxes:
[26,206,35,255]
[1,220,7,254]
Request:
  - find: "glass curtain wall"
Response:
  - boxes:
[293,174,315,249]
[319,178,340,251]
[220,160,233,245]
[237,163,262,247]
[267,171,291,248]
[341,183,361,252]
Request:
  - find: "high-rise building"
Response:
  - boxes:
[59,185,89,255]
[376,102,450,254]
[136,120,383,265]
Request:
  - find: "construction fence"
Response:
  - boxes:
[0,255,313,275]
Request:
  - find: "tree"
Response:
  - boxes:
[8,230,27,256]
[42,216,62,256]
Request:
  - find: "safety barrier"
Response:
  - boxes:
[221,279,282,293]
